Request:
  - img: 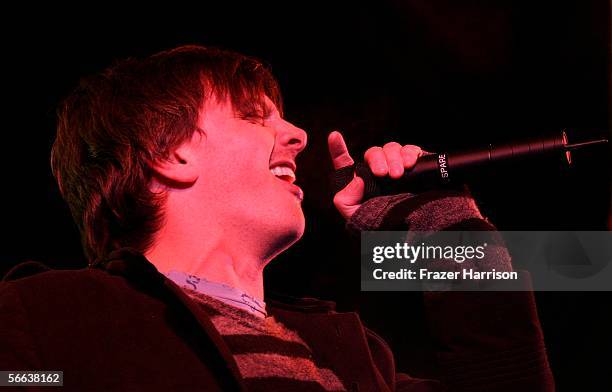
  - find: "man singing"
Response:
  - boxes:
[0,45,554,391]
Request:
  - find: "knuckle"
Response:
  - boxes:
[391,160,403,168]
[333,194,343,207]
[402,144,421,152]
[335,152,353,166]
[400,146,418,157]
[364,146,383,155]
[383,141,402,150]
[364,146,382,160]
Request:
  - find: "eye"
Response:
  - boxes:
[238,108,272,125]
[240,114,265,126]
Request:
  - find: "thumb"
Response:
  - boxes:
[333,175,365,220]
[328,130,354,170]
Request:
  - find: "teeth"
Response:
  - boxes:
[270,165,296,181]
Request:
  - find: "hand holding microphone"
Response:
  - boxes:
[327,130,425,220]
[328,130,608,218]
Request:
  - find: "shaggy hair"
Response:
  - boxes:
[51,45,282,262]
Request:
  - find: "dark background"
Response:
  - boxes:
[2,1,611,390]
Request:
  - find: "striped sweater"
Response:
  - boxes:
[185,288,347,392]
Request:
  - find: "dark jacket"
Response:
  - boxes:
[0,248,553,391]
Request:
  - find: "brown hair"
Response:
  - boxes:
[51,45,282,262]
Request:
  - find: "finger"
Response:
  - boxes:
[327,131,354,170]
[364,146,388,176]
[401,144,423,170]
[383,142,404,179]
[333,176,364,220]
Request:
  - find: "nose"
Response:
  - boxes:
[278,120,308,154]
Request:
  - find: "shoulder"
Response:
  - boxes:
[1,261,140,309]
[3,260,119,287]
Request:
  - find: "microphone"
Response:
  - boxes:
[331,131,609,201]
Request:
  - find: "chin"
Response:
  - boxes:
[280,215,306,245]
[273,199,305,239]
[266,215,305,259]
[292,218,306,243]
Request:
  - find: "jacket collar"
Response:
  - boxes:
[92,247,339,313]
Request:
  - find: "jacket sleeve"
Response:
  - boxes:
[364,327,448,392]
[348,189,555,391]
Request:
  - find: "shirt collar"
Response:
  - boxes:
[164,270,267,318]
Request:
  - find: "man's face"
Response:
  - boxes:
[188,96,307,258]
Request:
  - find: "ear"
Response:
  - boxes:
[151,133,203,185]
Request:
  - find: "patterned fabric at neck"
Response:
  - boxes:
[164,270,267,318]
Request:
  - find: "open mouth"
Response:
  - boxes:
[269,162,303,201]
[269,164,296,183]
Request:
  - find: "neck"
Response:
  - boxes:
[145,220,267,301]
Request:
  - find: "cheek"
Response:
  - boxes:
[209,137,274,189]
